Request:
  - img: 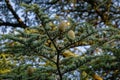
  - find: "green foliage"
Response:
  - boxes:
[0,1,120,80]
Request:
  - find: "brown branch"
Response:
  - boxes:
[41,22,63,80]
[5,0,28,28]
[0,22,26,28]
[84,0,112,24]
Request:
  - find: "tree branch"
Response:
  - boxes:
[0,22,26,28]
[5,0,28,28]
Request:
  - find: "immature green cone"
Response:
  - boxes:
[58,21,69,32]
[68,30,75,40]
[27,66,34,76]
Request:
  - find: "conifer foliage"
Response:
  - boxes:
[0,0,120,80]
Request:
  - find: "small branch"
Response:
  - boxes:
[5,0,28,28]
[60,32,95,52]
[38,14,63,80]
[41,23,63,80]
[56,51,62,80]
[33,48,56,64]
[0,22,26,28]
[32,5,63,79]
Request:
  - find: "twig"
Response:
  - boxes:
[5,0,28,28]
